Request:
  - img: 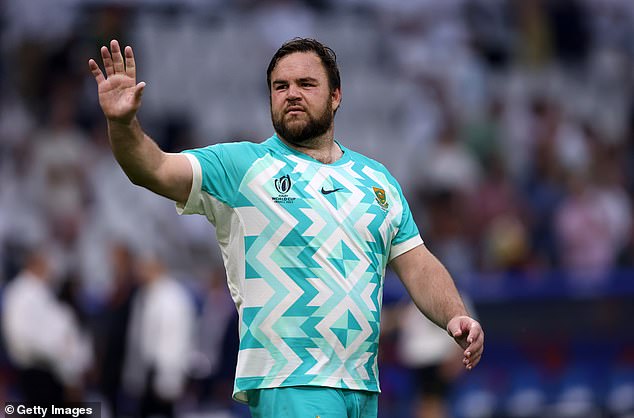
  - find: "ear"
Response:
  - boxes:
[332,87,342,112]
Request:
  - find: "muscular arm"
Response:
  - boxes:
[108,118,191,203]
[89,40,192,204]
[390,244,484,369]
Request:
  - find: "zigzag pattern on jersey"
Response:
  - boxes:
[233,154,402,391]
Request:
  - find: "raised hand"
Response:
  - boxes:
[447,315,484,370]
[88,40,146,124]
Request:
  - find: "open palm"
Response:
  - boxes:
[89,40,145,124]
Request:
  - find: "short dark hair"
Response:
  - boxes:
[267,38,341,93]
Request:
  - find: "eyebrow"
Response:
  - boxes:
[272,77,320,86]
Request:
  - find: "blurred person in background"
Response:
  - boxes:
[470,153,530,272]
[554,169,623,282]
[56,268,95,403]
[398,302,464,418]
[122,251,195,418]
[422,122,481,197]
[96,242,139,417]
[192,266,239,410]
[88,37,483,418]
[1,246,93,404]
[30,81,93,278]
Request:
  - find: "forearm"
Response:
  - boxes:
[392,245,484,370]
[107,117,166,188]
[91,41,192,203]
[392,245,469,330]
[406,255,468,330]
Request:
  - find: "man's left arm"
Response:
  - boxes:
[390,244,484,370]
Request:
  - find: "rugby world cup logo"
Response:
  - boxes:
[275,174,292,195]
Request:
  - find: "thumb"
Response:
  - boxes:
[447,316,470,338]
[449,327,463,338]
[133,81,146,101]
[447,321,463,338]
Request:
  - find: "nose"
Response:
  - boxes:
[286,83,301,100]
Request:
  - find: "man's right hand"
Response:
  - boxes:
[89,39,146,124]
[87,39,192,204]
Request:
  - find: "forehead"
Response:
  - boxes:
[271,52,327,81]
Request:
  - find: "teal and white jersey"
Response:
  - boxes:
[177,134,423,403]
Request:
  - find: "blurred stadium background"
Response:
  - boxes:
[1,0,634,417]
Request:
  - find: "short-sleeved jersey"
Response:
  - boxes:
[177,134,423,403]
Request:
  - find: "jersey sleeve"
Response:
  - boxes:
[389,180,424,261]
[176,144,244,217]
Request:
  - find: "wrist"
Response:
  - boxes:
[107,116,137,128]
[107,117,144,148]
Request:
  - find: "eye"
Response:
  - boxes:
[274,84,287,91]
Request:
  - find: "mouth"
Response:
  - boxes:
[286,106,305,114]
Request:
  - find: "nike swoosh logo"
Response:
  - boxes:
[321,187,343,195]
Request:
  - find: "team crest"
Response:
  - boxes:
[372,186,389,210]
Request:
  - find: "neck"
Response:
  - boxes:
[278,129,343,164]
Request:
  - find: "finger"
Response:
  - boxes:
[101,46,114,77]
[465,344,483,361]
[466,322,482,344]
[451,330,463,340]
[464,339,484,368]
[463,352,482,370]
[124,46,136,79]
[465,333,484,356]
[468,353,482,369]
[88,59,105,84]
[447,320,464,338]
[110,40,125,74]
[133,81,146,103]
[464,359,478,370]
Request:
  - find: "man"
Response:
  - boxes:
[89,37,484,418]
[1,248,93,405]
[123,252,195,418]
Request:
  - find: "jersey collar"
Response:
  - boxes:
[268,134,352,166]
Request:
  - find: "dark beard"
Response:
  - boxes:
[272,100,333,145]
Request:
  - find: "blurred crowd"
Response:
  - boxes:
[1,0,634,417]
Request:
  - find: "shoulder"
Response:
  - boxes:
[5,274,38,296]
[182,140,273,177]
[185,140,267,158]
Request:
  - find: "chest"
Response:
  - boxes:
[237,157,401,250]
